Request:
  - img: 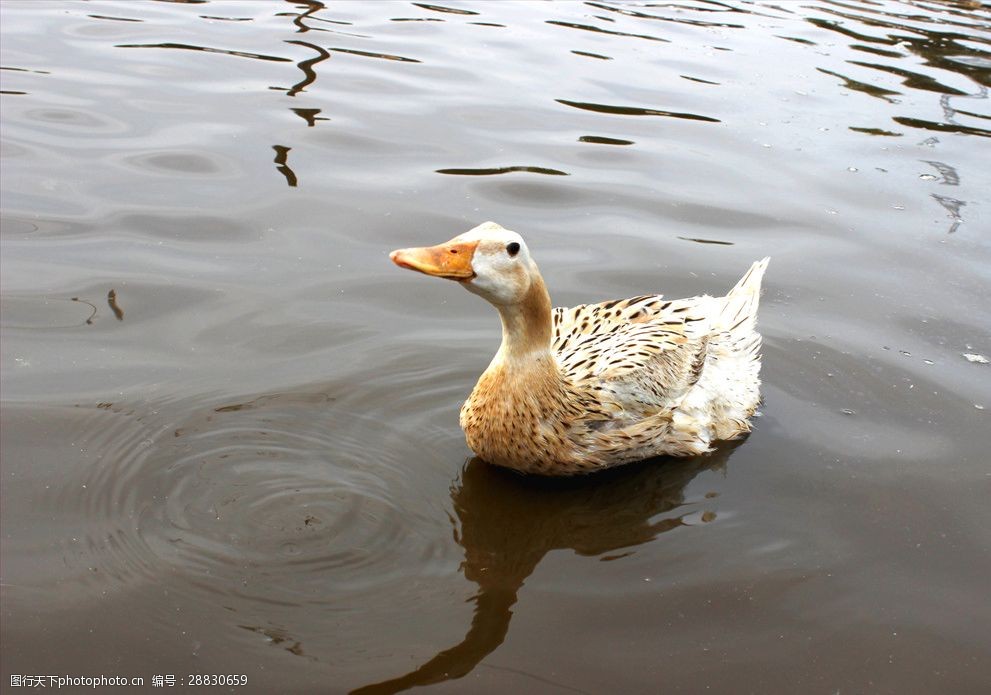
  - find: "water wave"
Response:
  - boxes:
[54,364,468,607]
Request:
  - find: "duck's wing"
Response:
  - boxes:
[552,294,717,418]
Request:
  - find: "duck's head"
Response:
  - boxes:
[390,221,536,306]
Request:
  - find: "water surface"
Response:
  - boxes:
[2,1,990,693]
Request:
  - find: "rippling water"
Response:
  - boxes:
[2,1,989,693]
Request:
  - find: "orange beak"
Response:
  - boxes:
[390,240,478,281]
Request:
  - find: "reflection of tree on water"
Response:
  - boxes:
[282,40,330,97]
[276,0,330,35]
[808,5,989,233]
[267,2,333,188]
[351,443,740,695]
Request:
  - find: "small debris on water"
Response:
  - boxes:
[841,408,856,415]
[962,353,988,364]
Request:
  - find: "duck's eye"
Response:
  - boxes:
[506,242,521,257]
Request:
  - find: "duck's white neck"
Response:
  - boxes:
[492,271,553,364]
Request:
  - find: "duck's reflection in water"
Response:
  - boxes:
[351,443,740,695]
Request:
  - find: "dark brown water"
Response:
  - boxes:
[2,1,990,693]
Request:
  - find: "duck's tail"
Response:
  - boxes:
[719,257,770,341]
[702,258,770,440]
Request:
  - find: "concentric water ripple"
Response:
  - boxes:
[57,365,470,607]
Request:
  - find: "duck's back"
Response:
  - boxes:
[552,258,770,453]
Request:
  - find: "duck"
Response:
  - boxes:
[390,221,769,475]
